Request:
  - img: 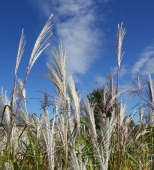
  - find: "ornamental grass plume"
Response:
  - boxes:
[15,29,26,77]
[119,102,127,126]
[118,102,135,145]
[116,22,126,70]
[14,14,53,116]
[2,15,154,169]
[10,14,53,118]
[54,105,66,146]
[82,100,97,141]
[6,14,53,157]
[15,78,26,103]
[26,14,53,77]
[66,95,74,133]
[68,131,87,170]
[101,112,116,170]
[67,76,81,130]
[11,29,26,109]
[40,111,56,170]
[0,88,11,133]
[81,100,103,167]
[81,99,116,170]
[106,73,115,100]
[69,148,87,170]
[115,22,126,169]
[147,74,154,103]
[146,74,154,122]
[39,42,69,164]
[40,42,67,103]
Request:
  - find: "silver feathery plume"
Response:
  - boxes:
[15,29,26,76]
[116,23,126,69]
[67,76,80,129]
[40,42,67,102]
[147,74,154,103]
[26,14,53,77]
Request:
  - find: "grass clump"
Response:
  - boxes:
[0,16,154,170]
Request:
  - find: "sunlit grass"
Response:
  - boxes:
[0,16,154,170]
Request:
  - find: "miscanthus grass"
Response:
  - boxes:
[0,15,154,170]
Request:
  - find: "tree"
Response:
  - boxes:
[87,73,117,130]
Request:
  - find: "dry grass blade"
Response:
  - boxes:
[15,29,26,76]
[27,14,53,76]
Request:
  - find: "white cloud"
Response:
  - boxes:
[131,44,154,75]
[121,65,128,77]
[29,0,106,77]
[110,65,128,77]
[119,82,134,101]
[95,75,106,87]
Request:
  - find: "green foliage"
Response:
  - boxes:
[87,74,116,130]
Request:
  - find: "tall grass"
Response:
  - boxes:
[0,16,154,170]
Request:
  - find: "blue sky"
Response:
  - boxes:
[0,0,154,117]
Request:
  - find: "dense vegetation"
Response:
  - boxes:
[0,15,154,170]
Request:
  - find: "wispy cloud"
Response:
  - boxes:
[119,82,134,101]
[131,44,154,75]
[29,0,107,77]
[111,65,128,77]
[95,75,106,87]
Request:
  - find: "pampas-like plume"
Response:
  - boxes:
[82,99,116,170]
[147,74,154,103]
[55,106,66,145]
[67,76,80,129]
[12,30,26,109]
[116,23,126,69]
[40,111,55,170]
[15,29,26,76]
[16,78,26,102]
[82,100,97,140]
[38,42,68,159]
[69,140,87,170]
[106,73,115,99]
[40,42,67,102]
[11,79,26,110]
[119,102,127,125]
[135,125,149,140]
[26,14,53,77]
[118,102,135,145]
[67,95,74,133]
[0,88,11,133]
[99,112,116,170]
